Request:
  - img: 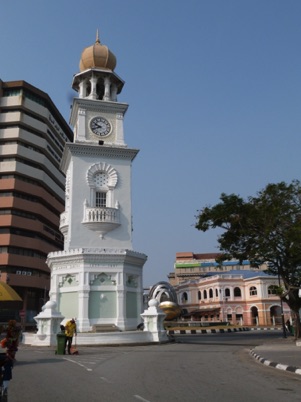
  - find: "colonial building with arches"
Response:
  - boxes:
[175,270,290,326]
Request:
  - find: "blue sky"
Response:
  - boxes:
[1,1,301,287]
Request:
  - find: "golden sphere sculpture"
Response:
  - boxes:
[148,281,181,320]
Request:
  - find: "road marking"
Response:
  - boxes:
[134,395,150,402]
[100,377,112,383]
[63,357,93,371]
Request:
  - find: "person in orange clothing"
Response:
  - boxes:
[64,319,77,355]
[5,320,21,360]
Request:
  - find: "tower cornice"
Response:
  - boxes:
[60,142,139,174]
[47,248,148,267]
[69,97,128,127]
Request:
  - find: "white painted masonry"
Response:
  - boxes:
[46,35,147,332]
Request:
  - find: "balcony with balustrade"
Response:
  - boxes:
[82,206,120,238]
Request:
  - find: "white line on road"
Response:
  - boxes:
[63,357,93,371]
[100,377,112,383]
[134,395,151,402]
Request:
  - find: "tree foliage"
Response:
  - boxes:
[195,180,301,336]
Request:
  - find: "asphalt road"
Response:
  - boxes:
[8,331,301,402]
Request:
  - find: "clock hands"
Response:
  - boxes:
[94,122,105,129]
[90,117,111,136]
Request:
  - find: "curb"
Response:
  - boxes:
[168,327,251,335]
[250,349,301,376]
[167,327,281,335]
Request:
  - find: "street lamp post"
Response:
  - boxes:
[220,288,228,322]
[278,270,287,338]
[219,288,224,321]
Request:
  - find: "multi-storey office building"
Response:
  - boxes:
[0,80,73,325]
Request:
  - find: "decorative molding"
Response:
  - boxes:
[49,248,147,257]
[71,98,128,114]
[59,274,79,288]
[126,275,138,288]
[90,273,116,286]
[86,162,118,188]
[65,143,138,160]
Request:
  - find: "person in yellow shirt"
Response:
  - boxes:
[64,318,77,355]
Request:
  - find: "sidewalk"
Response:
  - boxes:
[250,336,301,376]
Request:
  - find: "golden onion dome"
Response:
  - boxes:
[79,31,117,72]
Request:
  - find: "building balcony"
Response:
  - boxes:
[82,206,120,238]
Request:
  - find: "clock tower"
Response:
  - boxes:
[47,32,147,332]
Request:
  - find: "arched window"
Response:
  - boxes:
[209,288,213,298]
[198,290,202,300]
[182,292,188,303]
[225,288,230,297]
[268,285,278,295]
[86,162,118,208]
[204,289,207,299]
[215,288,218,297]
[234,287,241,297]
[250,286,257,296]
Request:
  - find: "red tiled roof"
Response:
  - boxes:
[176,252,221,260]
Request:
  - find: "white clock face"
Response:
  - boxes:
[90,117,111,137]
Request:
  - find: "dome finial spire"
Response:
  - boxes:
[96,29,100,44]
[79,31,117,72]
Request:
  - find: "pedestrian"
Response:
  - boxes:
[0,352,14,397]
[285,319,292,335]
[64,318,77,355]
[1,320,21,361]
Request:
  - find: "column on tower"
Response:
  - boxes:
[103,76,111,101]
[89,74,98,100]
[79,80,85,98]
[111,83,117,101]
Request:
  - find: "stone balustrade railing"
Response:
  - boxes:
[83,207,120,224]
